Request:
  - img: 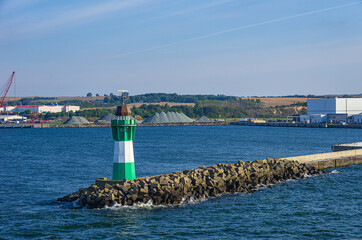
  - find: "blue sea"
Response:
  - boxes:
[0,126,361,239]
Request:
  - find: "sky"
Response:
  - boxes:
[0,0,362,97]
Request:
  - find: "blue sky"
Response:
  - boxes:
[0,0,361,97]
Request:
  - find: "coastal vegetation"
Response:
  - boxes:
[130,99,306,119]
[39,99,306,120]
[7,92,357,109]
[4,93,310,120]
[5,93,237,109]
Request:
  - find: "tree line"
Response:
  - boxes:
[104,93,238,105]
[41,98,306,120]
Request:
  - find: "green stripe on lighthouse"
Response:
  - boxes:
[112,162,136,180]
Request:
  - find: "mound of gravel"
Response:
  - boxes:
[95,113,141,124]
[143,111,193,123]
[195,116,214,123]
[63,116,90,125]
[94,113,116,123]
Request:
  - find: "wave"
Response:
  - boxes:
[104,199,168,210]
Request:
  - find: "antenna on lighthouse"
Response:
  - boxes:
[118,90,129,105]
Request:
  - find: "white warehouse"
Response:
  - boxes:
[0,115,27,123]
[300,114,327,123]
[307,98,362,115]
[0,105,80,113]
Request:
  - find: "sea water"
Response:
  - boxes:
[0,126,361,239]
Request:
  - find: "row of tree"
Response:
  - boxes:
[103,93,238,104]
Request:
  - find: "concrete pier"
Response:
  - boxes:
[281,149,362,169]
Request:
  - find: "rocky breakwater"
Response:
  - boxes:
[58,159,323,209]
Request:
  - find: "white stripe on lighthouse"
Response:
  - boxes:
[113,141,134,163]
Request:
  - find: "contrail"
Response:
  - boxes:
[117,1,360,57]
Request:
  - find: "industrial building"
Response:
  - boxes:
[298,98,362,124]
[307,98,362,115]
[0,105,80,113]
[0,115,27,123]
[300,114,327,124]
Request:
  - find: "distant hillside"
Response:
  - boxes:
[192,100,306,118]
[4,93,361,109]
[4,93,237,108]
[242,97,309,107]
[131,99,306,119]
[39,98,307,120]
[3,94,307,119]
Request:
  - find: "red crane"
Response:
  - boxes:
[0,71,15,107]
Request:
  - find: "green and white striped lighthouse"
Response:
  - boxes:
[111,90,136,180]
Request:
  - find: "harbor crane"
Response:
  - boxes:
[0,71,15,107]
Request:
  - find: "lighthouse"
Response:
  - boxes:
[111,90,136,180]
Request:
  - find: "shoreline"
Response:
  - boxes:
[230,121,362,129]
[2,121,362,128]
[0,122,227,128]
